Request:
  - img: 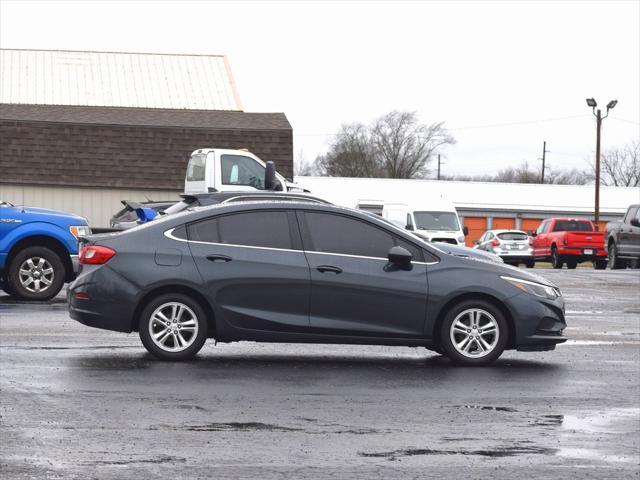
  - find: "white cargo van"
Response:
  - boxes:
[381,201,468,245]
[184,148,303,194]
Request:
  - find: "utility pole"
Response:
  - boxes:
[586,98,617,232]
[540,141,549,184]
[437,154,443,180]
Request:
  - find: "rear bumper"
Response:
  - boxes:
[499,254,534,263]
[557,247,607,258]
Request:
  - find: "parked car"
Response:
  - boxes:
[474,230,534,268]
[69,201,566,366]
[531,218,607,269]
[605,204,640,269]
[0,201,90,300]
[110,200,176,230]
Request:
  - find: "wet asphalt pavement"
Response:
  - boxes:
[1,268,639,479]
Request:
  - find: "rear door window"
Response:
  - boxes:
[189,211,293,250]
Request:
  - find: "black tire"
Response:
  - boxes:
[607,242,626,270]
[6,246,66,301]
[566,260,578,269]
[551,247,563,269]
[439,299,508,366]
[526,260,535,268]
[139,293,208,361]
[594,259,607,270]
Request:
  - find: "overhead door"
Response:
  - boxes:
[492,218,516,230]
[464,217,487,247]
[521,218,543,234]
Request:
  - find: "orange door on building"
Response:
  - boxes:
[463,217,487,247]
[521,218,543,234]
[492,218,516,230]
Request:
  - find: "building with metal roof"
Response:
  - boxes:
[0,49,293,227]
[296,176,640,246]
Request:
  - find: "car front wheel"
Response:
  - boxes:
[6,246,66,301]
[139,294,208,361]
[440,300,508,366]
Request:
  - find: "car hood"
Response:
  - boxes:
[4,206,87,223]
[473,259,559,288]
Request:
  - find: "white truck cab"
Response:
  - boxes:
[184,148,302,194]
[381,201,468,245]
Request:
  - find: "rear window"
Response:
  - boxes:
[553,221,593,232]
[497,232,528,241]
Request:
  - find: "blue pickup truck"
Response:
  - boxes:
[0,201,90,301]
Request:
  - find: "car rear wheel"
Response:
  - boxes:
[607,243,626,269]
[593,259,607,270]
[440,300,508,366]
[139,294,208,361]
[526,260,535,268]
[6,246,66,301]
[551,247,563,269]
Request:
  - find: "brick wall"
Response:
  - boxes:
[0,119,293,190]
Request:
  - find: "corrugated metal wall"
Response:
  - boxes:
[0,184,180,228]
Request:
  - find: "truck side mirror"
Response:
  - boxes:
[463,226,469,236]
[405,224,414,231]
[631,218,640,228]
[265,161,276,190]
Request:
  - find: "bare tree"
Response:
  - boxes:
[315,123,379,177]
[293,148,319,177]
[371,111,455,179]
[493,161,540,183]
[546,167,589,185]
[441,161,590,185]
[593,140,640,187]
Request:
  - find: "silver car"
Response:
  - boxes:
[474,230,535,268]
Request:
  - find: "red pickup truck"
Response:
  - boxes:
[531,218,607,269]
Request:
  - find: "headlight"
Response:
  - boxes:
[501,275,561,299]
[69,225,92,238]
[457,236,465,243]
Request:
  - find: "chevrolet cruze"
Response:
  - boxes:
[68,202,567,365]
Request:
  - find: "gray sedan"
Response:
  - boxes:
[68,202,566,366]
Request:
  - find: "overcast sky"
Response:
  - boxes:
[1,0,639,177]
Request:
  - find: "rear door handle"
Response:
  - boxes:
[206,254,232,263]
[316,265,342,274]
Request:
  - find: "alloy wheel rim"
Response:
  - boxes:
[19,257,54,293]
[450,308,499,358]
[149,302,199,352]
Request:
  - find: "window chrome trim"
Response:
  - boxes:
[164,227,436,265]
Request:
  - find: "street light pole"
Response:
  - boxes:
[586,98,617,232]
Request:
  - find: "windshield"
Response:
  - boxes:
[497,232,528,241]
[414,211,460,231]
[186,154,206,182]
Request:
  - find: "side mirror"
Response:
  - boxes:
[631,218,640,228]
[264,161,276,190]
[405,224,414,231]
[463,226,469,236]
[136,207,158,223]
[387,246,413,269]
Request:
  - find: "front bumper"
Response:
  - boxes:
[507,292,568,350]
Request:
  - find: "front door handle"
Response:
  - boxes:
[206,254,232,263]
[316,265,342,274]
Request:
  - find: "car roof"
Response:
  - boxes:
[489,229,527,234]
[182,191,330,205]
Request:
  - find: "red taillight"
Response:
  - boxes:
[491,239,500,247]
[79,246,116,265]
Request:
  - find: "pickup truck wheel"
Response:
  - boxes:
[607,243,626,269]
[594,259,607,270]
[6,246,66,301]
[551,247,563,269]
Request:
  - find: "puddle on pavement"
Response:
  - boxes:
[562,340,640,346]
[360,444,558,460]
[173,422,302,432]
[561,408,640,434]
[449,405,518,412]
